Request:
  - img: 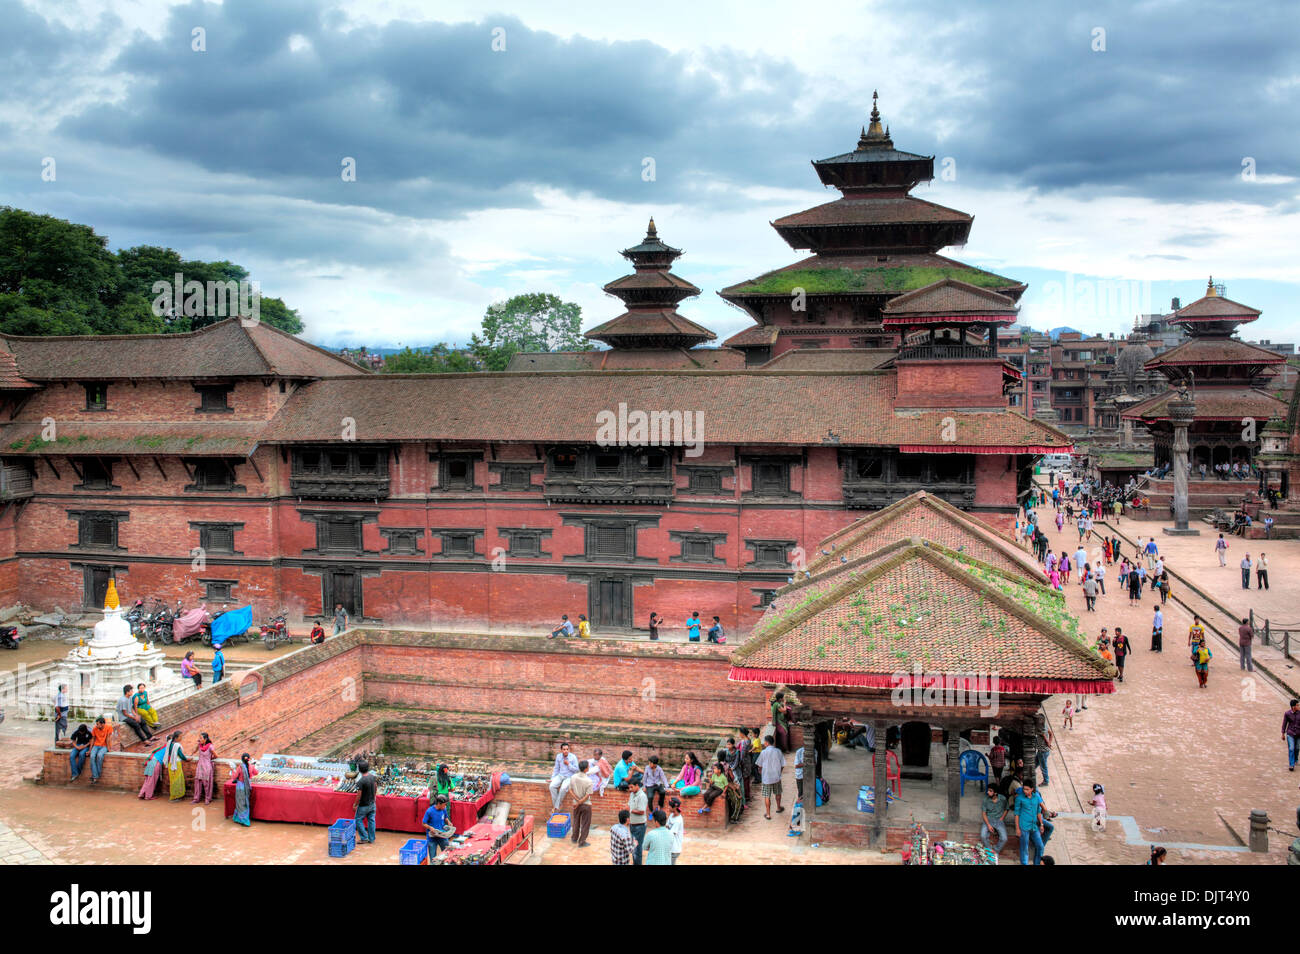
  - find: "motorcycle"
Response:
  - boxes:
[261,612,292,650]
[0,625,22,650]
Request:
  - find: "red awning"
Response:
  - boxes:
[881,314,1017,327]
[728,666,1115,695]
[899,444,1072,455]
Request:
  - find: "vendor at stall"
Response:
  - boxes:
[422,794,454,859]
[434,764,455,797]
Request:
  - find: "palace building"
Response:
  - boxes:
[0,105,1070,635]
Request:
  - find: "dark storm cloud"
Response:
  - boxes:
[892,4,1299,202]
[58,0,828,219]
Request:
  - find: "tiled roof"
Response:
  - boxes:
[1122,387,1287,422]
[772,197,971,228]
[801,491,1044,581]
[602,271,700,296]
[261,371,1074,449]
[1,421,264,457]
[720,253,1025,300]
[0,348,39,390]
[731,542,1115,685]
[583,309,716,344]
[1145,336,1285,368]
[722,325,779,348]
[758,349,895,371]
[882,279,1019,318]
[1170,293,1260,323]
[505,349,745,372]
[0,319,367,380]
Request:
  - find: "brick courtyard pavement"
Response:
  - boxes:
[1027,491,1297,865]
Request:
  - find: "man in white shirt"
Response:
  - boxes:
[53,684,69,741]
[548,742,580,810]
[756,735,786,819]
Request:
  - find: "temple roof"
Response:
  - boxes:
[1121,386,1286,423]
[803,490,1044,581]
[259,371,1072,450]
[583,309,717,348]
[881,278,1019,326]
[811,92,935,193]
[0,319,367,381]
[729,540,1115,691]
[1170,279,1261,328]
[1145,336,1285,370]
[720,252,1025,303]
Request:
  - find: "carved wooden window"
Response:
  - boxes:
[83,383,108,411]
[439,531,477,557]
[592,525,634,560]
[76,458,113,491]
[190,459,234,491]
[317,517,363,554]
[753,461,789,494]
[195,385,233,413]
[688,470,722,494]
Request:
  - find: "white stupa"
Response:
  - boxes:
[25,580,188,721]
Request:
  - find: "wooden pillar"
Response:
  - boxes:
[1021,716,1039,789]
[800,720,817,835]
[872,719,888,845]
[945,732,961,824]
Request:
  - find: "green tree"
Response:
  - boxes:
[0,207,120,335]
[470,292,583,371]
[381,344,478,373]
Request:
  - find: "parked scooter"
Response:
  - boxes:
[0,625,22,650]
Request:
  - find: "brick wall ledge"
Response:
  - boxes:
[355,628,735,658]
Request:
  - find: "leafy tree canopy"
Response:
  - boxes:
[0,207,302,336]
[381,344,479,374]
[469,292,584,371]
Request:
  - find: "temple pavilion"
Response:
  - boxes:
[729,491,1115,848]
[1124,279,1286,472]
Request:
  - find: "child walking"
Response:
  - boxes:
[1062,698,1075,730]
[1089,783,1107,832]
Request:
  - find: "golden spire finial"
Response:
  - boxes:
[647,216,657,237]
[104,579,120,611]
[867,90,884,136]
[1206,276,1217,297]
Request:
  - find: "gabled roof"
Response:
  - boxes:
[0,348,39,390]
[0,319,367,381]
[722,325,779,348]
[802,490,1044,581]
[730,541,1115,693]
[881,278,1019,325]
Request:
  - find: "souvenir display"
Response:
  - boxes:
[929,841,996,865]
[252,770,339,788]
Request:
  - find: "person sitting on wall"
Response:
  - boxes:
[587,748,613,795]
[548,615,575,639]
[309,620,327,645]
[610,749,638,791]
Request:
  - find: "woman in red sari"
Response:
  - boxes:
[191,733,216,804]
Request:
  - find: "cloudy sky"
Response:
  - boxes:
[3,0,1297,347]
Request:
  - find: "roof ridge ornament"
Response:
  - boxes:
[1205,275,1217,297]
[857,90,893,150]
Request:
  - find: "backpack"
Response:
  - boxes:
[815,776,830,806]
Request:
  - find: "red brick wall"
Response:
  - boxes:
[896,359,1007,408]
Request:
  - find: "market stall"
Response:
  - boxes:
[221,754,503,834]
[432,816,534,866]
[901,822,997,865]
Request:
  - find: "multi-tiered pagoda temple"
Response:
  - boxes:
[720,92,1023,364]
[1125,279,1286,470]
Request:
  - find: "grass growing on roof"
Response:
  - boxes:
[728,264,1018,297]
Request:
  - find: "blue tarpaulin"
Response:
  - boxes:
[210,605,253,645]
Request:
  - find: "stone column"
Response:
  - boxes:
[872,719,888,845]
[1021,717,1038,790]
[1164,389,1201,536]
[945,732,961,825]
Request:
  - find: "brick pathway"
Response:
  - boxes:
[1026,489,1298,864]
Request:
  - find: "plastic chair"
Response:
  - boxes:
[959,750,989,796]
[871,750,901,796]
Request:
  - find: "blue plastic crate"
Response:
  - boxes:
[328,818,356,843]
[546,813,571,838]
[398,838,428,865]
[328,838,355,858]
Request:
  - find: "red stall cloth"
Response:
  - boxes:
[447,772,501,832]
[222,782,425,833]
